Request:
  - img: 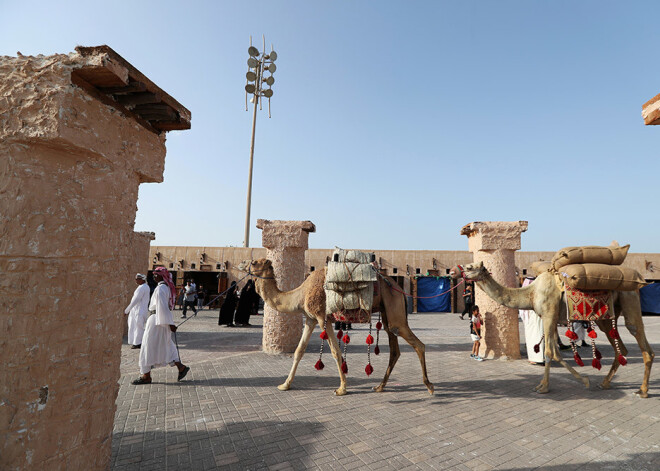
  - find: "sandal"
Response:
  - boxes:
[177,366,190,382]
[131,376,152,385]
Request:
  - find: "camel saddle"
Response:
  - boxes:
[325,249,377,323]
[565,288,613,322]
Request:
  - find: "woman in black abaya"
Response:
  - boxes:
[218,281,238,327]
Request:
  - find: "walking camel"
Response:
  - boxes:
[237,259,433,396]
[452,262,654,397]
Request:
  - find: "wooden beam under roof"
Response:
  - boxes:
[72,45,191,133]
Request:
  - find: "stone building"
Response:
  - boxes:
[1,46,189,470]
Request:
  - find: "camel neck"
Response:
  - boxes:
[477,272,534,310]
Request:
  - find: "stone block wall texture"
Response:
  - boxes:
[0,53,166,470]
[257,220,315,354]
[462,221,528,360]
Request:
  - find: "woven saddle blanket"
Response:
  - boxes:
[565,288,613,321]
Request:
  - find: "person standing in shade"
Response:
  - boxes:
[470,305,484,361]
[124,273,150,349]
[519,277,545,365]
[460,283,473,320]
[197,284,206,310]
[181,280,197,319]
[235,280,258,326]
[218,281,238,326]
[132,267,189,385]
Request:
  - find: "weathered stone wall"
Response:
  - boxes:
[461,221,528,360]
[257,220,315,354]
[0,53,166,470]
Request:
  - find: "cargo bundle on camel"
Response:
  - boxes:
[451,242,655,398]
[237,251,434,396]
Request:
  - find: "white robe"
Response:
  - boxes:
[519,278,545,363]
[139,283,179,375]
[124,283,150,345]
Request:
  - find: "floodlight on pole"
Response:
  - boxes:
[243,35,277,248]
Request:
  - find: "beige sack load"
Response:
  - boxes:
[326,284,374,314]
[551,245,629,271]
[325,261,376,287]
[559,263,647,291]
[530,261,552,276]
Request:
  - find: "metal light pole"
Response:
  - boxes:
[243,36,277,247]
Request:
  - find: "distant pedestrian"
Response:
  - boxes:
[124,273,150,349]
[132,267,189,385]
[235,280,258,326]
[197,285,206,309]
[182,280,198,319]
[460,284,473,320]
[470,305,484,361]
[218,281,238,327]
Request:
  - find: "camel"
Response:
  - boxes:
[451,262,655,397]
[237,258,433,396]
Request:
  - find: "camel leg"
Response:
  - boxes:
[395,325,434,395]
[535,318,555,393]
[373,330,400,393]
[617,293,655,398]
[596,318,626,391]
[323,319,348,396]
[278,316,317,391]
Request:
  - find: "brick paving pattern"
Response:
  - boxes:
[112,309,660,470]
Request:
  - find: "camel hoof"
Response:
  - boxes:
[372,385,384,393]
[536,385,549,394]
[582,377,590,389]
[277,383,290,391]
[598,382,610,390]
[427,384,434,395]
[634,389,649,398]
[334,388,347,396]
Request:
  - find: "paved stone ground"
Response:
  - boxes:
[112,310,660,470]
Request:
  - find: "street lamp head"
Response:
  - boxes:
[245,84,256,94]
[247,57,258,68]
[248,46,260,57]
[268,51,277,61]
[264,76,274,86]
[263,89,273,98]
[246,71,257,82]
[266,63,276,73]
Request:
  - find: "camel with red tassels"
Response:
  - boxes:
[450,261,655,397]
[237,258,433,396]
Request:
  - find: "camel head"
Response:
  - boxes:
[450,262,489,281]
[237,258,274,279]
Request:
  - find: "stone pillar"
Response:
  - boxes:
[257,219,316,354]
[460,221,528,359]
[0,48,189,470]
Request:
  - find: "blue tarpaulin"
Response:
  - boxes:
[416,277,451,312]
[640,283,660,314]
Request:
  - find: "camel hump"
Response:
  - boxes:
[551,244,630,271]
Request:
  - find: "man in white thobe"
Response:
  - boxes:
[519,277,545,365]
[132,268,190,385]
[124,273,150,348]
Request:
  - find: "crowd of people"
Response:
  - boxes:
[123,272,262,385]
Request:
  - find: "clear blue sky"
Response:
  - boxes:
[2,1,659,252]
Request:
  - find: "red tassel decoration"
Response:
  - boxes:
[342,334,351,344]
[320,330,329,340]
[565,329,578,340]
[366,334,374,345]
[337,329,343,339]
[376,321,382,330]
[365,363,374,376]
[314,359,324,370]
[588,329,597,339]
[595,348,602,360]
[574,352,584,367]
[609,328,619,339]
[592,358,602,370]
[341,360,348,374]
[533,344,540,354]
[374,345,380,356]
[618,354,628,366]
